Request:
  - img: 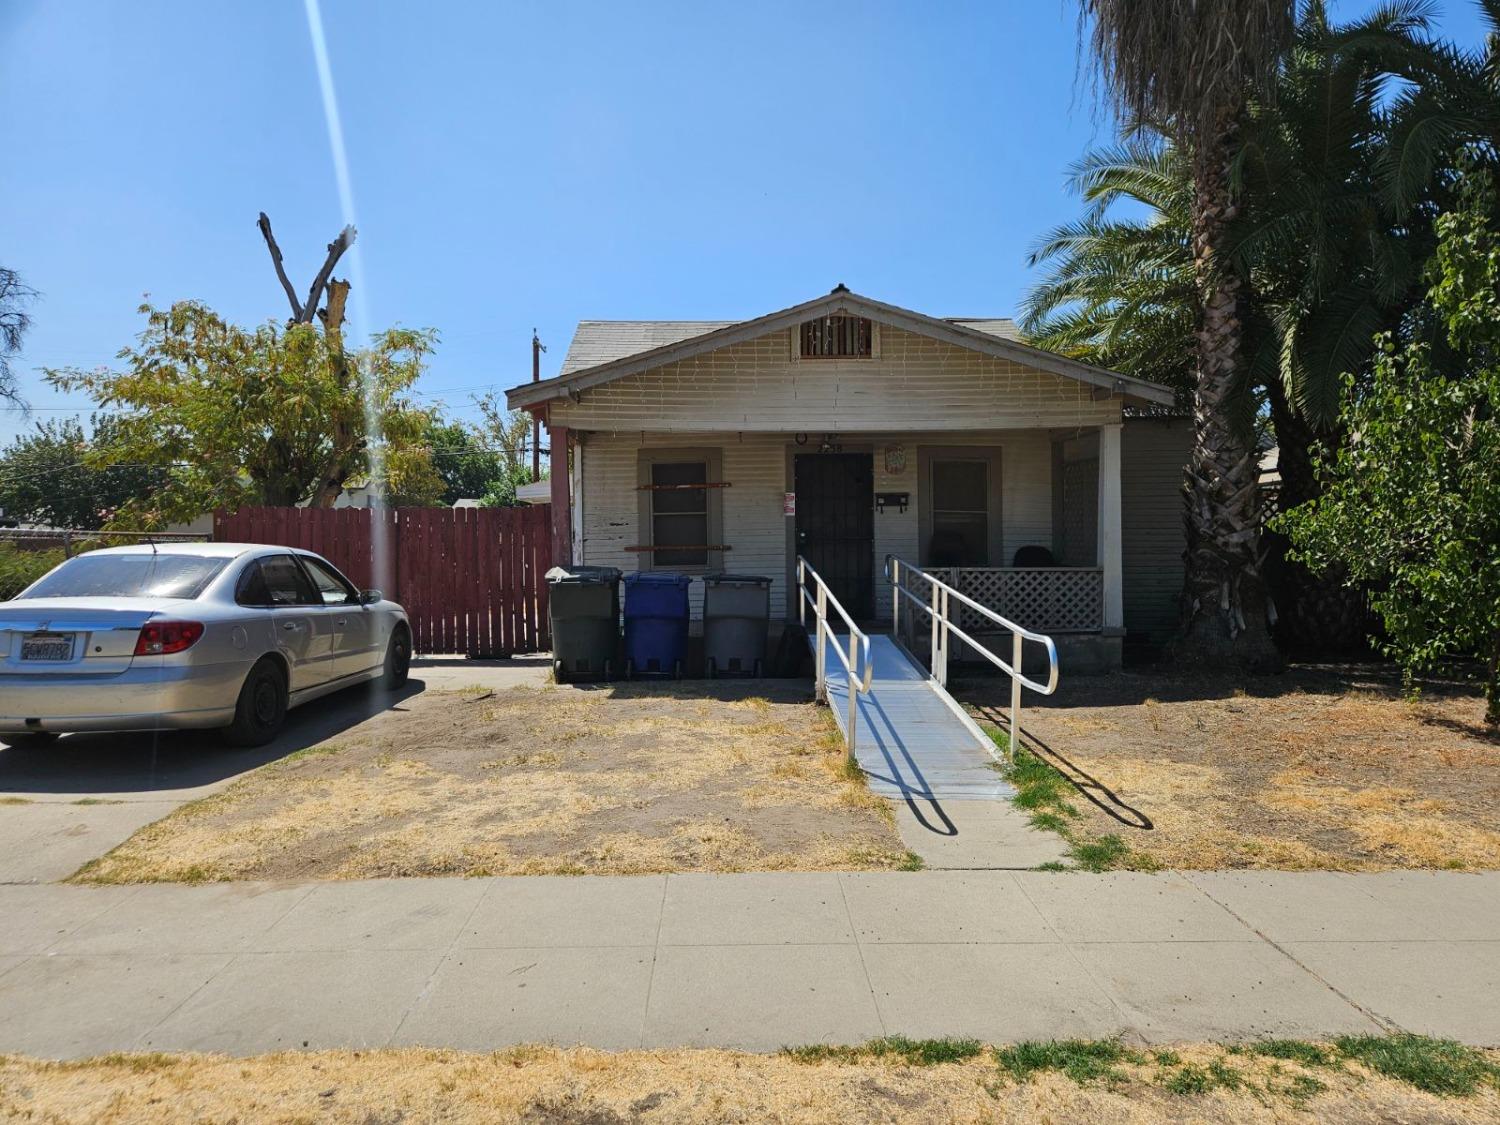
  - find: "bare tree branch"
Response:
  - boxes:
[302,225,357,324]
[256,213,304,322]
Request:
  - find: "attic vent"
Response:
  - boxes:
[799,315,873,358]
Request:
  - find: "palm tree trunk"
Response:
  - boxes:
[1176,119,1280,668]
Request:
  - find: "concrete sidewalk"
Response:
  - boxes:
[2,870,1496,1058]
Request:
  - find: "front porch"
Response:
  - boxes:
[556,421,1154,670]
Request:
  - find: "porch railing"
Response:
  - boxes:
[796,555,874,762]
[887,556,1060,761]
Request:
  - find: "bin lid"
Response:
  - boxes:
[622,571,694,587]
[703,573,772,587]
[546,565,621,585]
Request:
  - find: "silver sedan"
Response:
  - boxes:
[0,543,412,748]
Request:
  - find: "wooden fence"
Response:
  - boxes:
[213,505,554,657]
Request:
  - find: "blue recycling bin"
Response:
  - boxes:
[622,572,693,678]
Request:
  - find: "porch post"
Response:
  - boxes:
[549,423,573,568]
[1097,422,1124,630]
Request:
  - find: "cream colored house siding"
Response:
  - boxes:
[1122,416,1192,639]
[549,325,1122,433]
[576,429,1056,620]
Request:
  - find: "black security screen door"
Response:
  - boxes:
[795,453,875,619]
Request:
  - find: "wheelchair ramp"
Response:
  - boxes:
[813,631,1014,801]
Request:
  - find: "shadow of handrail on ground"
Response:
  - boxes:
[898,791,959,837]
[972,703,1153,832]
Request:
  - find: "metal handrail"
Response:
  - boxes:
[796,555,873,760]
[885,555,1060,761]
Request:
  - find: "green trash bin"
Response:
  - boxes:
[702,574,771,678]
[546,566,620,683]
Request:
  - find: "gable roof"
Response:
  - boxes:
[508,289,1173,410]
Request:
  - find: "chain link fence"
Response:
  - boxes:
[0,530,210,601]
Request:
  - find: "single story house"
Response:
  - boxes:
[507,287,1191,669]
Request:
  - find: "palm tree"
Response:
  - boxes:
[1383,0,1500,213]
[1023,138,1197,399]
[1055,2,1431,653]
[1079,0,1296,665]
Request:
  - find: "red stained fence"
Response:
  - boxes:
[213,505,554,657]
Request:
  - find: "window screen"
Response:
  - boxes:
[650,461,709,566]
[929,460,989,565]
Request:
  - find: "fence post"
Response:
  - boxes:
[1009,631,1023,763]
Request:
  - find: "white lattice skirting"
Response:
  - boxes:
[912,567,1104,634]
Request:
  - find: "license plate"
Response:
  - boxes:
[21,633,75,662]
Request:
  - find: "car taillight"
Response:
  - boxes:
[134,621,205,656]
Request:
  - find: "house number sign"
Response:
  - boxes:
[884,443,907,475]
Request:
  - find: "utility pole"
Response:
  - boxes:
[531,329,546,481]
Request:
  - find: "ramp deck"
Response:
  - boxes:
[812,630,1014,801]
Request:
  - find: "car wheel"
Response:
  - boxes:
[381,626,411,690]
[223,658,288,747]
[0,731,62,749]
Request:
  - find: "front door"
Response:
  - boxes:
[795,452,875,619]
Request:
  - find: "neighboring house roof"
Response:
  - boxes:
[508,289,1174,410]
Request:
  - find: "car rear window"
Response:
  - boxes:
[19,554,229,600]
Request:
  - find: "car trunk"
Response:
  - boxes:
[0,597,187,676]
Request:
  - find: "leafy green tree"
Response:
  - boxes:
[1281,187,1500,724]
[471,391,541,508]
[0,267,36,407]
[423,417,503,505]
[45,301,439,527]
[0,416,167,529]
[476,463,537,509]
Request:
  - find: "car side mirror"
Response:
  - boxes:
[359,589,383,605]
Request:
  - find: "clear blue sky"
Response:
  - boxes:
[1,0,1490,444]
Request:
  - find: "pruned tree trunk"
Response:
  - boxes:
[307,278,362,509]
[255,215,366,510]
[1175,120,1281,669]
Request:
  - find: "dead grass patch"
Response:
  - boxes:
[71,682,905,882]
[4,1041,1498,1124]
[963,665,1500,871]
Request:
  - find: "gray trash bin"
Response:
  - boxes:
[545,565,621,682]
[702,574,771,678]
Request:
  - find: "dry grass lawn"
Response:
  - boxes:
[4,1043,1498,1124]
[72,681,908,883]
[962,664,1500,871]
